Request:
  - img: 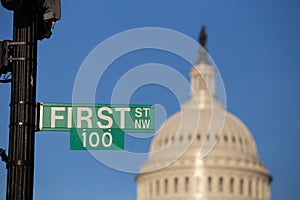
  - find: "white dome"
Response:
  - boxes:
[137,99,271,200]
[139,98,265,173]
[136,33,271,200]
[148,100,259,165]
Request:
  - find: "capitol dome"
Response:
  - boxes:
[136,27,272,200]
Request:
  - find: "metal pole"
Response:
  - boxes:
[6,0,37,199]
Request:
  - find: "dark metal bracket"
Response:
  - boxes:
[0,148,8,168]
[0,41,34,83]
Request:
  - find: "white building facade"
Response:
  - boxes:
[136,28,272,200]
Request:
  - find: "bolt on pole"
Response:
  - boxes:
[5,0,37,199]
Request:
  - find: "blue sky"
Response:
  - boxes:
[1,0,300,199]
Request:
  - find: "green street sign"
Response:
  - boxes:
[39,103,155,132]
[70,128,124,150]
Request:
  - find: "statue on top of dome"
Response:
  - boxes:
[199,26,207,49]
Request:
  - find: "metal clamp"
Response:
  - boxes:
[10,100,37,106]
[9,122,36,128]
[8,160,32,167]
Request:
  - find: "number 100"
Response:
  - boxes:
[82,131,113,148]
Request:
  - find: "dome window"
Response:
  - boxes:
[232,136,236,143]
[197,134,201,141]
[188,134,192,141]
[248,180,252,197]
[171,136,175,142]
[256,177,259,198]
[230,178,234,193]
[215,134,219,140]
[149,181,153,197]
[218,177,223,192]
[156,180,160,196]
[239,137,243,145]
[206,134,210,140]
[262,179,266,199]
[179,135,183,141]
[164,179,168,194]
[174,178,178,193]
[208,176,212,192]
[224,135,228,142]
[185,177,189,192]
[239,179,244,195]
[164,138,168,145]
